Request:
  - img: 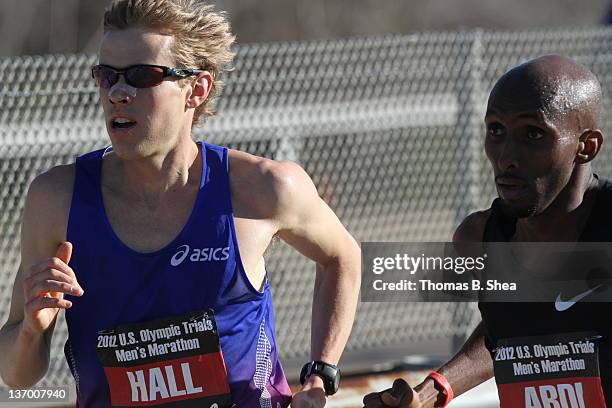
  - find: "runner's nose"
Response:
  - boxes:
[108,79,137,105]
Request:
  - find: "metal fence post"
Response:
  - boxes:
[452,28,486,352]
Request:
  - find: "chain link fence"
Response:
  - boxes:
[1,28,612,392]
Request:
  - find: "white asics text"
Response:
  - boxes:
[170,245,230,266]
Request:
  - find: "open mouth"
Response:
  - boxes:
[111,118,137,130]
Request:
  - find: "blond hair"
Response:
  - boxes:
[104,0,236,125]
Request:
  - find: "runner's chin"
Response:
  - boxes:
[497,185,540,218]
[499,197,539,218]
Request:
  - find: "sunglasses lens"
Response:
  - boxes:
[92,66,118,89]
[126,66,166,88]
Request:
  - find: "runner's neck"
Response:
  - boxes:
[103,139,202,207]
[513,170,598,242]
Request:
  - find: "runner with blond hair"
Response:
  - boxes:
[0,1,360,407]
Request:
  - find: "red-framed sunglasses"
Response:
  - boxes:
[91,64,204,89]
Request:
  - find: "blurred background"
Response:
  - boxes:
[0,0,610,56]
[2,1,612,407]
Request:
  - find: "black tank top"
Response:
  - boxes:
[480,174,612,401]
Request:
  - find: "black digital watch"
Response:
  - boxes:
[299,360,341,395]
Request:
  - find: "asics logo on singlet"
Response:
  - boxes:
[170,244,230,267]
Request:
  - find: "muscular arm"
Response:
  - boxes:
[230,151,360,405]
[415,210,493,406]
[414,321,493,406]
[272,162,361,366]
[364,210,493,407]
[0,165,78,387]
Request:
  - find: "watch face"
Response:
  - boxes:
[300,361,341,394]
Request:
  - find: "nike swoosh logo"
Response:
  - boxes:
[555,284,602,312]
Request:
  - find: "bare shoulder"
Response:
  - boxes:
[28,164,75,210]
[228,149,315,220]
[24,163,75,242]
[453,209,491,243]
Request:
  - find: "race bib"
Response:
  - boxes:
[96,310,232,407]
[493,332,606,408]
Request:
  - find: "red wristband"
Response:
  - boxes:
[426,371,454,407]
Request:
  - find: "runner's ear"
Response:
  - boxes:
[185,71,213,109]
[576,129,603,164]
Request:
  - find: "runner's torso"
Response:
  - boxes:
[64,142,291,407]
[479,175,612,402]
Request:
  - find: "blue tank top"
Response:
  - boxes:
[64,142,291,407]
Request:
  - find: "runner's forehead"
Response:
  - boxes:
[487,78,558,118]
[99,28,175,67]
[487,71,597,126]
[485,97,557,130]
